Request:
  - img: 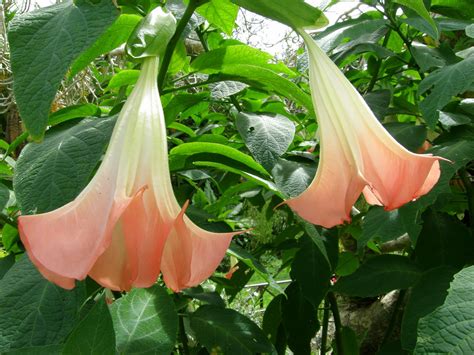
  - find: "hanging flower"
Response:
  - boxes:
[285,31,444,228]
[19,56,240,292]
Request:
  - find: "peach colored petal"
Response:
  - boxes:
[25,251,76,289]
[285,31,445,227]
[19,54,240,292]
[18,173,125,281]
[286,135,367,228]
[161,201,236,292]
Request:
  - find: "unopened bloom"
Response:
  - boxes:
[286,31,443,228]
[19,56,239,292]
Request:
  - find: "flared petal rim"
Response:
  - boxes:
[286,31,444,227]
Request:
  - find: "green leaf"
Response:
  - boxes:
[466,24,474,38]
[0,183,10,211]
[213,66,313,109]
[230,0,328,30]
[70,14,142,77]
[8,0,119,139]
[236,112,295,171]
[209,81,248,100]
[163,93,208,125]
[191,45,293,75]
[110,285,178,354]
[333,255,421,297]
[170,142,269,176]
[438,111,472,130]
[394,0,438,38]
[418,57,474,127]
[63,297,115,355]
[411,43,447,72]
[384,122,427,152]
[291,235,332,307]
[415,266,474,353]
[339,326,360,355]
[282,283,319,354]
[107,70,140,90]
[415,210,474,270]
[228,244,284,295]
[0,256,85,352]
[197,0,239,35]
[416,127,474,207]
[364,90,391,119]
[190,46,312,108]
[0,255,15,280]
[401,266,456,351]
[431,0,474,20]
[190,305,274,355]
[48,104,100,126]
[359,205,421,249]
[1,224,19,252]
[271,158,316,198]
[14,116,116,214]
[314,18,388,52]
[5,344,63,355]
[336,252,360,277]
[262,295,286,352]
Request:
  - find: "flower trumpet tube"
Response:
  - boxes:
[19,56,239,292]
[285,31,444,228]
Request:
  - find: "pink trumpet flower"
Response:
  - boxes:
[19,57,239,292]
[285,31,444,228]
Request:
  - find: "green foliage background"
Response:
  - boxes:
[0,0,473,353]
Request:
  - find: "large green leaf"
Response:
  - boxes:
[191,45,293,75]
[190,46,312,108]
[333,255,421,297]
[236,112,295,171]
[415,210,474,270]
[0,256,85,352]
[190,305,274,355]
[262,295,286,352]
[14,116,116,214]
[314,18,388,52]
[62,297,116,355]
[170,142,269,176]
[47,104,101,126]
[8,0,119,139]
[282,283,319,354]
[419,57,474,127]
[384,122,427,152]
[359,205,421,249]
[431,0,474,19]
[416,127,474,207]
[401,266,456,351]
[415,266,474,353]
[271,158,316,198]
[291,235,332,307]
[70,14,142,77]
[197,0,239,35]
[230,0,327,29]
[393,0,438,38]
[214,67,313,109]
[110,285,178,354]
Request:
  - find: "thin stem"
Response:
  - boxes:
[328,292,344,355]
[158,0,200,91]
[366,29,391,93]
[178,315,190,355]
[320,298,330,355]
